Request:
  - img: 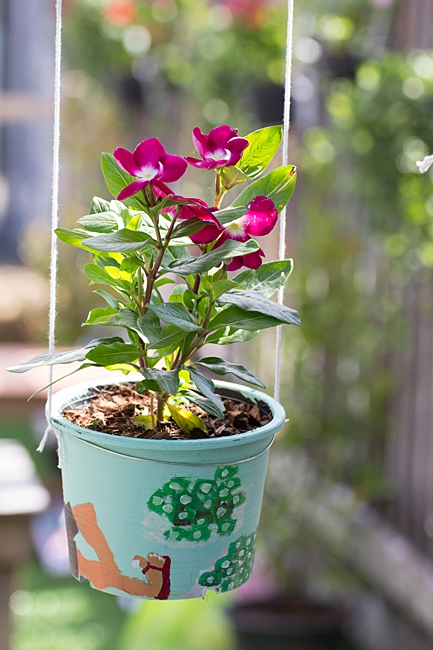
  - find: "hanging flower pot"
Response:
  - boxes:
[8,124,299,599]
[50,377,285,600]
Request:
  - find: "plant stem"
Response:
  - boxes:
[174,298,215,368]
[142,208,180,314]
[157,393,165,422]
[193,273,201,295]
[214,170,223,208]
[150,392,156,429]
[137,268,144,316]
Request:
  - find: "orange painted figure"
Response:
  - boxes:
[65,502,171,599]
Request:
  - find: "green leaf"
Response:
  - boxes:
[168,285,198,309]
[215,205,249,225]
[233,165,297,213]
[132,414,155,429]
[85,342,139,365]
[237,126,283,179]
[171,218,207,239]
[148,325,187,351]
[193,356,265,388]
[110,200,137,227]
[220,166,250,190]
[119,257,142,274]
[155,278,175,290]
[90,197,111,214]
[7,337,124,373]
[101,153,144,210]
[182,390,225,419]
[94,289,122,310]
[167,403,208,434]
[140,368,179,395]
[55,228,91,249]
[84,229,153,253]
[84,264,130,291]
[234,259,294,298]
[135,379,161,393]
[209,279,240,300]
[114,308,140,332]
[218,290,301,326]
[185,366,225,418]
[83,306,117,326]
[168,239,260,276]
[163,244,191,265]
[27,363,98,401]
[146,303,201,333]
[137,311,162,344]
[213,328,259,345]
[210,305,287,331]
[77,212,120,233]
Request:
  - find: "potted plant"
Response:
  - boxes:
[8,124,299,600]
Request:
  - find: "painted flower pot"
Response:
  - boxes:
[50,378,285,601]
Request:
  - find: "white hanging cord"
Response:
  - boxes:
[38,0,63,455]
[274,0,295,403]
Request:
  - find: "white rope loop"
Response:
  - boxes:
[274,0,295,403]
[38,0,63,456]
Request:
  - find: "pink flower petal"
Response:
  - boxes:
[133,138,165,170]
[242,248,265,269]
[158,154,188,182]
[212,230,231,248]
[227,248,265,272]
[208,125,238,151]
[152,180,173,199]
[190,223,223,244]
[226,137,250,166]
[117,179,149,200]
[243,196,278,236]
[227,255,244,272]
[114,147,141,176]
[192,127,209,159]
[185,156,217,169]
[224,228,250,242]
[178,202,219,224]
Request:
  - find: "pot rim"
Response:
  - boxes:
[49,376,286,452]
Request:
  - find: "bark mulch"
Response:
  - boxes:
[63,383,272,440]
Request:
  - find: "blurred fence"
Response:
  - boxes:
[385,277,433,557]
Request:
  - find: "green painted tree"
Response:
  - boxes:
[147,466,246,542]
[199,532,257,592]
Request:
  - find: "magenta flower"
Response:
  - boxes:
[113,138,187,201]
[177,200,223,244]
[157,187,224,245]
[227,248,265,271]
[214,196,278,270]
[185,125,249,170]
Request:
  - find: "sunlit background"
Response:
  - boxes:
[2,0,433,649]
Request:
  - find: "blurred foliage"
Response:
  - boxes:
[325,52,433,264]
[10,561,126,650]
[63,0,285,131]
[259,452,365,596]
[117,591,234,650]
[62,0,378,130]
[276,50,433,501]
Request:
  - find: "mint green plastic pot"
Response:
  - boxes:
[50,378,285,600]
